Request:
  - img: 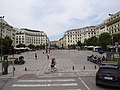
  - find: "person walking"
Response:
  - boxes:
[35,53,37,59]
[47,53,49,59]
[51,58,56,72]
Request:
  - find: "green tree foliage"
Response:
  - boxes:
[113,33,120,44]
[36,44,45,49]
[28,44,35,49]
[77,41,83,47]
[99,32,111,50]
[84,36,98,46]
[84,39,88,46]
[68,44,76,49]
[90,36,98,46]
[3,36,12,54]
[16,43,26,48]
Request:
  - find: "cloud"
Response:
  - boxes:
[0,0,120,41]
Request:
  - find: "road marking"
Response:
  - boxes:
[78,77,91,90]
[18,79,75,82]
[12,83,78,87]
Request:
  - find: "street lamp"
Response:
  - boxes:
[108,14,114,58]
[0,16,4,74]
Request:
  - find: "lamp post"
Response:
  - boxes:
[108,14,114,58]
[0,16,4,74]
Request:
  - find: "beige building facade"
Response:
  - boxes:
[0,19,49,47]
[0,19,16,45]
[104,11,120,35]
[15,28,49,46]
[96,11,120,36]
[58,11,120,49]
[59,26,96,48]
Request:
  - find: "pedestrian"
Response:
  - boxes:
[47,53,49,59]
[102,56,105,62]
[51,58,56,72]
[35,53,37,59]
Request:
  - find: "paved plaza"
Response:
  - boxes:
[1,50,119,90]
[0,50,99,78]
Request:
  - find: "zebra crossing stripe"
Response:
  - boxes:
[18,79,75,82]
[12,83,78,87]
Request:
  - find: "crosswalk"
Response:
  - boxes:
[12,78,81,90]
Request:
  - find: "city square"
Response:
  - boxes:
[0,50,119,90]
[1,0,120,90]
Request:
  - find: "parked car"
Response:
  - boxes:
[96,63,120,88]
[100,61,118,66]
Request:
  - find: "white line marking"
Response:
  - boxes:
[79,77,91,90]
[12,83,78,87]
[18,79,75,82]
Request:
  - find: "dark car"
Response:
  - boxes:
[96,64,120,88]
[100,61,118,66]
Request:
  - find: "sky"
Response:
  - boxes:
[0,0,120,41]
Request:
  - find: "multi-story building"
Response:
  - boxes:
[0,18,16,45]
[95,23,108,37]
[59,11,120,49]
[15,28,49,46]
[104,11,120,35]
[0,18,49,48]
[57,37,65,48]
[60,26,96,48]
[96,11,120,36]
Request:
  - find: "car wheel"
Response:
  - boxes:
[96,83,100,86]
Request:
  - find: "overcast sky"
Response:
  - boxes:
[0,0,120,41]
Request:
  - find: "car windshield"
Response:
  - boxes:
[99,68,120,74]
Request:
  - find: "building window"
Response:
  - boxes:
[118,28,120,31]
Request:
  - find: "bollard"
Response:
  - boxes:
[95,65,96,69]
[83,66,85,70]
[25,67,27,71]
[72,66,74,70]
[14,66,15,71]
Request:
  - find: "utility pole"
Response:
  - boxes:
[0,16,4,74]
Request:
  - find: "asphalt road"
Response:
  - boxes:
[0,50,119,90]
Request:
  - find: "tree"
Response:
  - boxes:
[98,32,111,50]
[28,44,35,49]
[16,43,26,48]
[77,41,83,47]
[113,33,120,44]
[3,36,12,54]
[84,39,88,46]
[36,45,40,50]
[83,36,98,46]
[89,36,98,46]
[68,44,76,49]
